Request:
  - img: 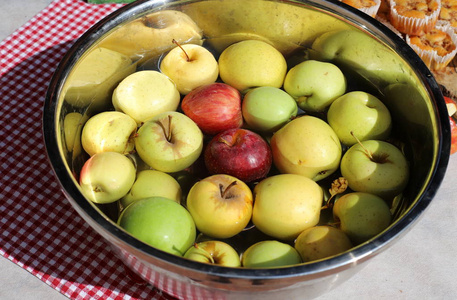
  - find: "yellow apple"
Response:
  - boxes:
[79,152,136,204]
[135,111,203,173]
[270,115,342,181]
[252,174,323,240]
[112,70,180,124]
[184,240,241,267]
[294,226,353,262]
[218,40,287,92]
[186,174,253,239]
[160,43,219,94]
[120,170,182,209]
[81,111,137,157]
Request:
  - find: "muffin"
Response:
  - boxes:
[341,0,382,17]
[406,24,457,70]
[390,0,441,35]
[439,0,457,28]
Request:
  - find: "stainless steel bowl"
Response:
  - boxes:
[43,0,451,299]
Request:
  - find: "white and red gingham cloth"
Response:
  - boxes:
[0,0,177,299]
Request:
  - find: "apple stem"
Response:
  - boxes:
[157,115,173,143]
[220,181,237,198]
[351,131,374,160]
[172,39,191,62]
[193,243,215,264]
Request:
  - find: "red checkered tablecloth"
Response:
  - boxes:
[0,0,177,299]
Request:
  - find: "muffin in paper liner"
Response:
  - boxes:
[406,24,457,71]
[439,0,457,28]
[390,0,441,35]
[341,0,381,17]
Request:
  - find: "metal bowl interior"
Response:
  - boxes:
[43,0,450,299]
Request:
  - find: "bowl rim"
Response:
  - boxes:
[42,0,450,280]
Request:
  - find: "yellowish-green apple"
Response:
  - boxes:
[63,112,85,158]
[327,91,392,146]
[241,240,302,268]
[310,29,410,88]
[294,226,353,262]
[333,192,392,244]
[283,60,346,112]
[184,240,241,267]
[135,111,203,173]
[160,43,219,95]
[118,197,196,256]
[81,111,137,157]
[218,40,287,92]
[242,86,298,132]
[98,10,203,61]
[112,70,180,124]
[340,140,409,199]
[270,115,342,181]
[186,174,253,239]
[252,174,323,240]
[120,170,182,208]
[64,47,135,110]
[79,151,136,204]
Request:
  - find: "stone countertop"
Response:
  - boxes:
[1,1,456,299]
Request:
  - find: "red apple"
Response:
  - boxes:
[181,82,243,135]
[204,128,272,182]
[450,116,457,155]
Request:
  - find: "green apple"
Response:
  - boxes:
[79,151,136,204]
[283,60,346,112]
[112,70,180,124]
[135,111,203,173]
[160,43,219,95]
[309,29,410,88]
[81,111,137,157]
[64,47,136,110]
[327,91,392,146]
[186,174,253,239]
[241,240,302,268]
[184,240,241,267]
[120,170,182,208]
[252,174,323,241]
[63,112,85,158]
[98,10,203,61]
[218,40,287,92]
[294,226,353,262]
[333,192,392,244]
[340,140,409,199]
[118,197,196,256]
[270,115,342,181]
[242,86,298,132]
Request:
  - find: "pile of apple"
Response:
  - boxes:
[78,39,411,268]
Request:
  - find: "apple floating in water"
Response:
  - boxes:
[218,39,287,92]
[327,91,392,146]
[186,174,253,239]
[241,240,302,268]
[252,174,323,241]
[160,40,219,95]
[120,170,182,208]
[204,128,272,183]
[270,115,342,181]
[118,197,196,257]
[112,70,180,124]
[242,86,298,133]
[181,82,243,136]
[79,151,136,204]
[81,111,137,156]
[294,226,353,262]
[333,192,392,244]
[184,240,241,267]
[283,59,346,112]
[340,136,409,199]
[135,111,204,173]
